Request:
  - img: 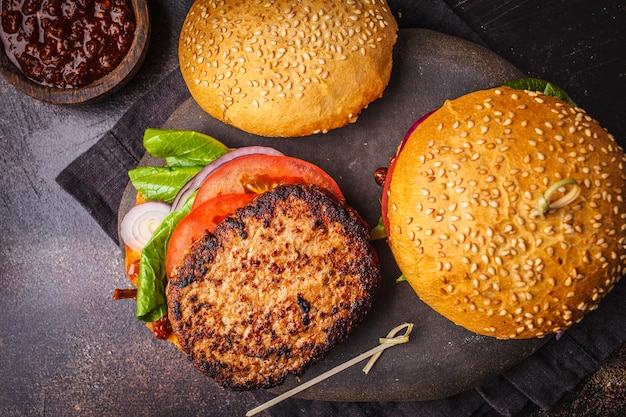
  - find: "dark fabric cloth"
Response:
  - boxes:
[56,69,190,242]
[56,1,626,416]
[443,0,626,143]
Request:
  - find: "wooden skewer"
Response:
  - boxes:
[246,323,414,417]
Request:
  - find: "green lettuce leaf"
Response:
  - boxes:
[135,195,195,322]
[129,165,201,204]
[370,216,387,240]
[143,128,230,167]
[504,77,577,107]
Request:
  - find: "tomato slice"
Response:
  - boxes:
[165,193,256,276]
[193,154,344,209]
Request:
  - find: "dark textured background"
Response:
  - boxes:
[1,1,625,416]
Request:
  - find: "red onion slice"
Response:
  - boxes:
[380,109,436,234]
[398,110,435,152]
[120,201,172,253]
[170,146,284,212]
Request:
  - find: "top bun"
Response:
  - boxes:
[386,86,626,339]
[178,0,398,137]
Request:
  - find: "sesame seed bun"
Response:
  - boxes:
[178,0,398,137]
[386,86,626,339]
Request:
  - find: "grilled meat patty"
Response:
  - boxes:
[166,183,381,390]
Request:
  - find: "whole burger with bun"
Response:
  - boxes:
[178,0,398,137]
[382,82,626,339]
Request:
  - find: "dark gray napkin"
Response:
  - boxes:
[56,69,190,241]
[55,1,626,416]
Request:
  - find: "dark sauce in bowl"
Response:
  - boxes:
[1,0,136,89]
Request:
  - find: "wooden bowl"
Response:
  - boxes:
[0,0,150,105]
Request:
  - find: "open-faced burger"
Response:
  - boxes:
[118,133,381,389]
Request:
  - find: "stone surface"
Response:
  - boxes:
[2,1,625,416]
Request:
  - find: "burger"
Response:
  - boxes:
[118,135,381,389]
[382,84,626,339]
[178,0,398,137]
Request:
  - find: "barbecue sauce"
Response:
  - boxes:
[1,0,136,88]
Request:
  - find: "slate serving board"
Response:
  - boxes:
[119,29,550,402]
